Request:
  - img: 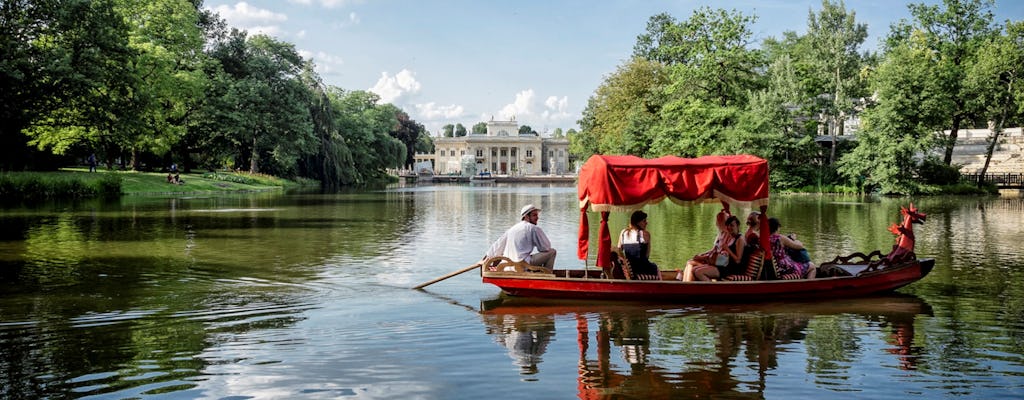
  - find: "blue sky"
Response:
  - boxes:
[202,0,1024,136]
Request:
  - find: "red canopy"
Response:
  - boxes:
[576,155,771,267]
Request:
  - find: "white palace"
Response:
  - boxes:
[422,117,571,176]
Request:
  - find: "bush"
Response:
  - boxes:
[918,157,961,186]
[0,172,122,200]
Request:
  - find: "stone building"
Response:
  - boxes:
[431,117,571,175]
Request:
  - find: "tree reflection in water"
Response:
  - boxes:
[480,295,930,398]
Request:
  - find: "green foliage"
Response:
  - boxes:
[471,122,488,134]
[918,157,962,185]
[0,172,122,200]
[577,57,668,159]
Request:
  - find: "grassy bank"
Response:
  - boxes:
[0,169,313,200]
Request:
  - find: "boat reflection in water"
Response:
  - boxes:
[480,295,931,397]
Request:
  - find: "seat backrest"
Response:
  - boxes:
[742,248,766,279]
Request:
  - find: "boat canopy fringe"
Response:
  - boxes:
[577,154,772,267]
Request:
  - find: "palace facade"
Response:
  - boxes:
[429,118,571,175]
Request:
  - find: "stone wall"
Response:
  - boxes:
[950,128,1024,174]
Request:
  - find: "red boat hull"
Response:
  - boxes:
[482,259,934,302]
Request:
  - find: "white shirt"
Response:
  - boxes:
[486,220,553,263]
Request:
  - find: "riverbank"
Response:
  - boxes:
[0,169,312,200]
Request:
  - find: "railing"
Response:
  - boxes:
[961,173,1024,188]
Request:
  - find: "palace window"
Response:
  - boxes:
[450,150,455,156]
[510,149,517,157]
[500,149,507,157]
[526,150,533,157]
[476,149,483,157]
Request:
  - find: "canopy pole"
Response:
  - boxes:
[596,211,611,268]
[759,205,772,260]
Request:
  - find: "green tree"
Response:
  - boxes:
[4,0,135,169]
[331,90,405,184]
[518,125,534,134]
[577,57,668,159]
[838,32,946,194]
[894,0,996,164]
[386,106,421,168]
[297,62,356,187]
[804,0,869,164]
[552,128,564,138]
[442,124,454,137]
[471,122,487,134]
[415,132,434,154]
[454,123,467,137]
[646,8,766,157]
[966,21,1024,181]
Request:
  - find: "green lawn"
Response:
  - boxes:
[100,169,298,194]
[20,168,311,196]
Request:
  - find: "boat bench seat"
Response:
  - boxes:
[483,256,553,275]
[723,248,766,281]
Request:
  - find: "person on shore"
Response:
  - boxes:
[88,153,97,172]
[617,210,659,279]
[484,204,557,269]
[767,217,815,279]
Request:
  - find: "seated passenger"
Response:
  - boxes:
[693,215,746,281]
[617,210,659,279]
[679,208,731,281]
[767,217,815,279]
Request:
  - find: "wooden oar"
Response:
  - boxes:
[413,262,482,290]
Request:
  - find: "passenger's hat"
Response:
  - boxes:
[520,204,541,217]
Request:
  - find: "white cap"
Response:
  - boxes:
[520,204,541,217]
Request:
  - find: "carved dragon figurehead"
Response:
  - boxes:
[884,203,927,264]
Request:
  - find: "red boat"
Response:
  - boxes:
[480,154,934,302]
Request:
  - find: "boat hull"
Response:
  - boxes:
[482,258,934,302]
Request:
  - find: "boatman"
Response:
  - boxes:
[484,204,557,270]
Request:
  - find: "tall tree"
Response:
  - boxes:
[644,8,766,157]
[896,0,996,165]
[966,21,1024,182]
[576,57,668,159]
[804,0,869,164]
[4,0,135,169]
[442,124,454,137]
[454,123,467,137]
[838,32,946,194]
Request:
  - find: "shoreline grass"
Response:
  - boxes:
[0,169,314,200]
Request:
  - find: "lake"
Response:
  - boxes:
[1,183,1023,399]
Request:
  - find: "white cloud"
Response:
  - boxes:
[542,95,570,120]
[210,2,287,29]
[499,89,536,120]
[289,0,363,8]
[299,50,345,76]
[347,12,361,25]
[369,69,422,104]
[415,102,465,119]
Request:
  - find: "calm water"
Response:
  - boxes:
[1,184,1023,399]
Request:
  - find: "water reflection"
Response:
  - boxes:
[480,295,932,398]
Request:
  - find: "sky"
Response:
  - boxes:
[201,0,1024,136]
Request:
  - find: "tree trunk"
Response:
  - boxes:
[131,147,141,171]
[249,135,258,173]
[944,113,963,165]
[979,119,1004,187]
